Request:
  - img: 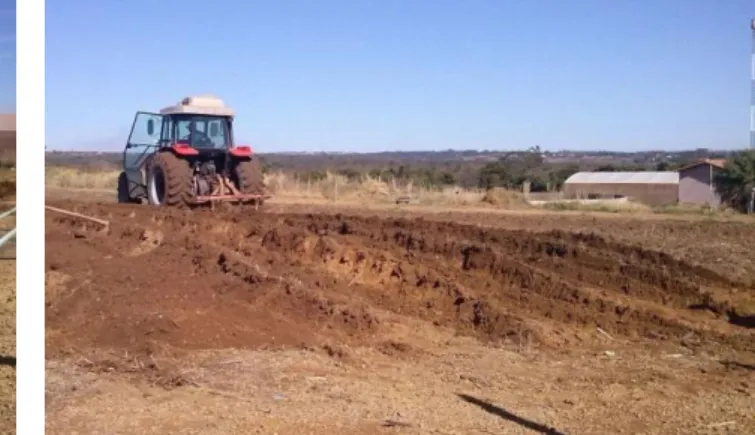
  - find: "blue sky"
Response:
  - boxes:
[47,0,754,152]
[0,1,14,113]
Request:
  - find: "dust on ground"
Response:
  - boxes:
[45,195,755,434]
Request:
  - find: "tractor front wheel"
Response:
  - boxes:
[146,152,193,207]
[117,172,133,203]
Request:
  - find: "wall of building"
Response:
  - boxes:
[562,182,678,206]
[678,164,721,206]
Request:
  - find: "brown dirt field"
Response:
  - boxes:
[45,192,755,434]
[0,208,16,434]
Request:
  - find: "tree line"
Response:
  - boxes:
[44,146,755,212]
[269,147,755,213]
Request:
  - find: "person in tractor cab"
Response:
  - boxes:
[183,122,214,148]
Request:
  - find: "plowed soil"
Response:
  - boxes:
[45,198,755,434]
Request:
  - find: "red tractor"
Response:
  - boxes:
[118,95,269,207]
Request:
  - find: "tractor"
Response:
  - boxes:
[117,95,269,208]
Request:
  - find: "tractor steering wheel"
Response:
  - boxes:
[194,134,214,148]
[183,133,214,148]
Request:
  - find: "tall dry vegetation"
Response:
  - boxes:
[45,166,531,208]
[46,167,119,190]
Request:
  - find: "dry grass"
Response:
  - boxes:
[264,170,521,207]
[45,167,531,209]
[46,167,119,191]
[540,199,650,214]
[537,198,743,218]
[44,167,755,222]
[0,169,15,203]
[480,188,532,208]
[652,203,738,216]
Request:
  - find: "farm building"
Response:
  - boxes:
[562,171,679,206]
[677,159,726,206]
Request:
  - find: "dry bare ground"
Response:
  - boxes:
[0,254,13,434]
[0,173,16,434]
[0,127,16,434]
[44,185,755,435]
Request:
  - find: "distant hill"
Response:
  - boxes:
[45,147,736,168]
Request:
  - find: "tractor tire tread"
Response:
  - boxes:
[117,172,132,203]
[235,159,266,198]
[151,152,193,206]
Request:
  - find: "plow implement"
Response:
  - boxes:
[190,174,271,208]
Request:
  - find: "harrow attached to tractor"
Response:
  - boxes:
[117,95,270,208]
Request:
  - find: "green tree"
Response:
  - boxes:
[477,147,544,190]
[547,164,579,190]
[439,172,456,185]
[595,164,617,172]
[714,150,755,212]
[654,161,670,171]
[368,168,383,179]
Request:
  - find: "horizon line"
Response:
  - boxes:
[44,147,743,155]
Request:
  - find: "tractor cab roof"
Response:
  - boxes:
[159,95,235,118]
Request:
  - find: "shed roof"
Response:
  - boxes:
[677,158,726,172]
[564,171,679,185]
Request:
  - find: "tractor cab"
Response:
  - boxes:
[119,95,267,207]
[154,95,236,151]
[158,113,231,150]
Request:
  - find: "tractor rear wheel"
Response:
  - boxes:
[147,152,193,207]
[234,159,266,205]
